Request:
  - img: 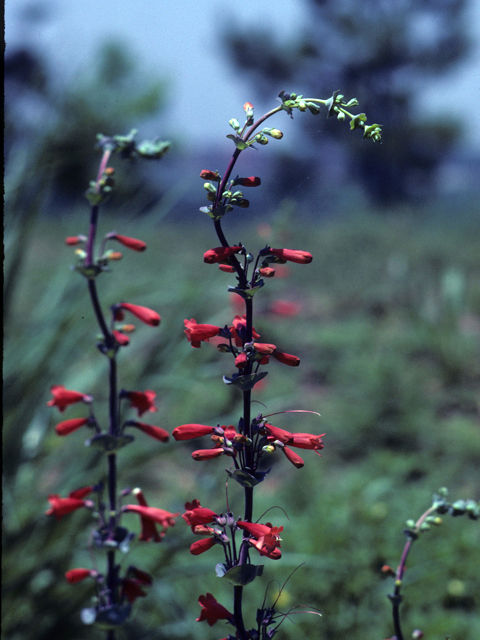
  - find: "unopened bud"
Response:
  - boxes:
[204,182,217,193]
[297,100,307,111]
[229,118,240,131]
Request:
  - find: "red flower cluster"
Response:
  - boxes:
[262,422,325,468]
[236,521,283,559]
[173,424,239,461]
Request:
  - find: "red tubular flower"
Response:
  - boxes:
[230,315,261,346]
[289,432,325,452]
[55,417,89,436]
[236,521,283,558]
[121,578,150,603]
[127,489,162,542]
[182,502,219,529]
[46,486,93,520]
[236,176,261,187]
[272,350,300,366]
[123,390,157,416]
[199,169,220,181]
[118,303,160,327]
[190,537,217,555]
[172,423,216,440]
[123,505,179,538]
[263,423,293,444]
[268,248,313,264]
[191,448,224,461]
[113,330,130,346]
[270,300,302,317]
[282,445,305,469]
[65,568,93,583]
[197,593,234,626]
[127,421,169,442]
[184,318,221,348]
[47,385,90,413]
[112,234,147,252]
[65,235,87,246]
[253,342,277,355]
[203,246,243,264]
[219,264,236,273]
[235,352,248,369]
[259,267,275,277]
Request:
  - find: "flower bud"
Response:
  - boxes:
[204,182,217,193]
[243,102,254,118]
[199,170,220,181]
[229,118,240,131]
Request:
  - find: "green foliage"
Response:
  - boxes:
[3,205,479,639]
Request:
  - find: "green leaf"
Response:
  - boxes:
[220,564,264,586]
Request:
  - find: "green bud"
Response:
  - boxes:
[419,522,431,532]
[229,118,240,131]
[337,111,345,121]
[204,182,217,193]
[363,123,383,143]
[297,100,307,111]
[254,135,269,145]
[406,519,416,528]
[222,190,232,199]
[343,98,359,108]
[306,102,321,115]
[350,113,367,130]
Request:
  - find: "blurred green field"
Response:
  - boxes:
[3,201,480,640]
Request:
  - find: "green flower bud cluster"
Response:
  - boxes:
[276,89,382,142]
[96,130,171,161]
[85,168,116,206]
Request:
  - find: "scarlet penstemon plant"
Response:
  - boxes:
[174,91,382,639]
[45,130,176,638]
[382,488,479,640]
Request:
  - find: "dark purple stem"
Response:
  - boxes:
[85,148,119,637]
[390,505,437,640]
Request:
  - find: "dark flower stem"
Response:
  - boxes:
[390,505,437,640]
[85,149,120,638]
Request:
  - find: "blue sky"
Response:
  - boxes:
[6,0,480,151]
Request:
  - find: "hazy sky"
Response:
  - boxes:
[6,0,480,151]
